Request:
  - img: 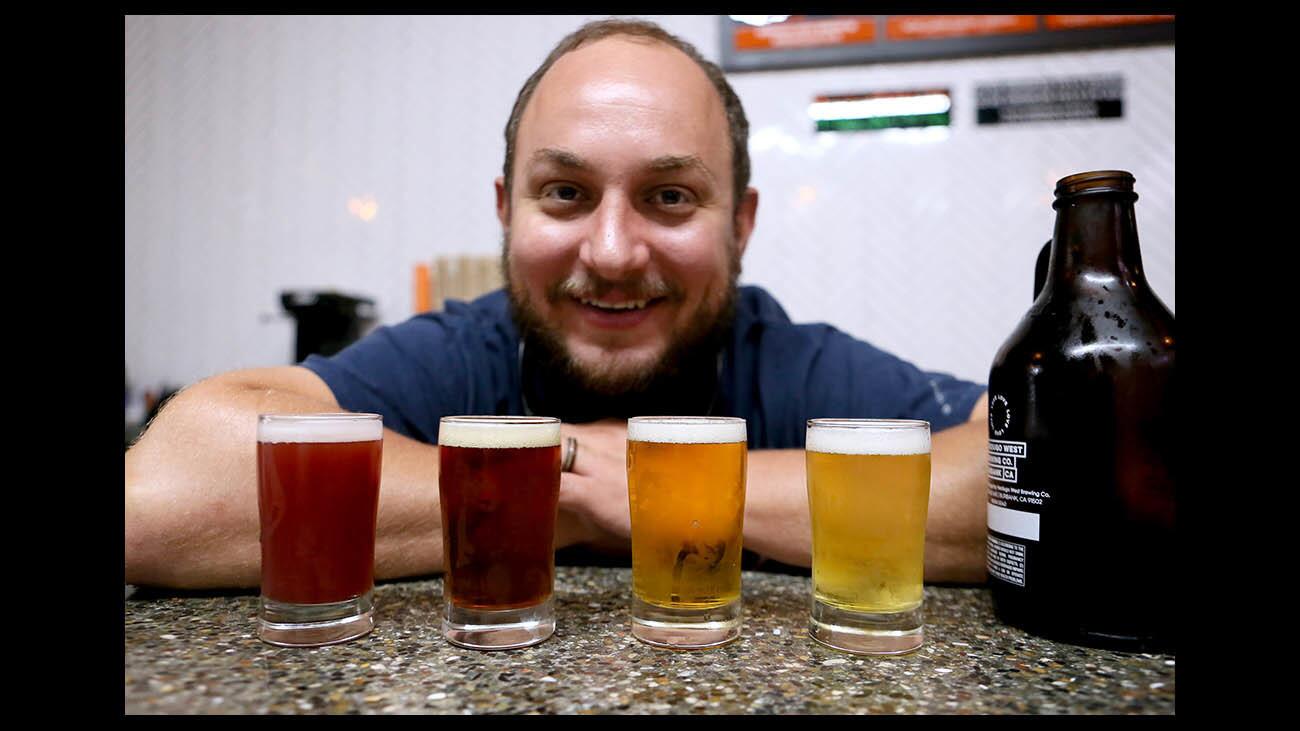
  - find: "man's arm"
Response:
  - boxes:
[745,394,990,581]
[729,398,988,581]
[124,366,449,588]
[126,364,633,589]
[559,394,990,583]
[922,393,989,583]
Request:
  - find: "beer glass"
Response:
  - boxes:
[438,416,561,650]
[626,416,747,649]
[805,419,931,655]
[256,413,384,647]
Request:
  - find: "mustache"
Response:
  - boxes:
[547,272,682,303]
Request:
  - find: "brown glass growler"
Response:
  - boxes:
[986,171,1175,652]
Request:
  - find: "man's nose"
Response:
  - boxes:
[580,195,649,281]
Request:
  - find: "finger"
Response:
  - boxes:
[557,472,593,511]
[562,437,620,477]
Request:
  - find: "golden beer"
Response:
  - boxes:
[805,419,931,655]
[626,416,746,648]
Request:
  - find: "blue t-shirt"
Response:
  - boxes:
[302,285,986,448]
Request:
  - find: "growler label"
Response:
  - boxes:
[987,436,1052,536]
[987,392,1046,586]
[988,439,1025,483]
[987,534,1026,586]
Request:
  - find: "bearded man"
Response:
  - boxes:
[125,19,990,589]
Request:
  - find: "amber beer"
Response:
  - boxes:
[437,416,561,650]
[626,416,746,649]
[256,413,383,647]
[805,419,931,655]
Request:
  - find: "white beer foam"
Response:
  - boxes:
[258,415,382,443]
[439,419,561,449]
[806,424,930,455]
[627,418,746,444]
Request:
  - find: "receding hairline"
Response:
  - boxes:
[503,19,751,210]
[514,36,732,193]
[523,34,728,120]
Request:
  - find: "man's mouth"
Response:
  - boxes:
[578,297,654,311]
[570,295,666,328]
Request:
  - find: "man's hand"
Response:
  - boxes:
[557,419,633,552]
[554,420,808,565]
[550,399,991,585]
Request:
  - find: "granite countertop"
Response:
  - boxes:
[125,566,1174,714]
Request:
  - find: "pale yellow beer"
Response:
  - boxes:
[626,417,746,649]
[805,419,930,655]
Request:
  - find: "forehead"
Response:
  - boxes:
[517,36,730,177]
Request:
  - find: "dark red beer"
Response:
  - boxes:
[438,420,561,610]
[257,432,382,605]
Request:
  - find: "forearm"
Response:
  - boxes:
[124,368,447,589]
[126,374,319,588]
[742,449,812,566]
[742,418,989,583]
[924,416,990,584]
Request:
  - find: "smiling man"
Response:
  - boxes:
[125,19,990,589]
[501,32,755,421]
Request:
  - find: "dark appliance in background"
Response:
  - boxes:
[280,290,377,363]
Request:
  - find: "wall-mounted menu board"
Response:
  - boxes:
[718,15,1174,72]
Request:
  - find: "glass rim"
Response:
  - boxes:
[440,415,560,425]
[627,416,746,425]
[258,412,380,422]
[807,418,930,431]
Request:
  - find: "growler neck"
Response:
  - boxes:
[1048,189,1146,286]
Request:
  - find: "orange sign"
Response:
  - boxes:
[721,14,1173,71]
[886,15,1039,41]
[413,263,431,313]
[733,17,875,50]
[1045,15,1175,31]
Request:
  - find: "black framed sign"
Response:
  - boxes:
[718,15,1174,72]
[975,75,1125,125]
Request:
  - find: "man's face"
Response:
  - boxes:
[498,37,757,394]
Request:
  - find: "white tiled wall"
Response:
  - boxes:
[124,14,1174,394]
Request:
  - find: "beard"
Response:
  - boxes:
[503,234,741,400]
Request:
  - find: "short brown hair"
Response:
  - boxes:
[502,18,751,209]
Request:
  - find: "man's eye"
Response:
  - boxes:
[653,188,692,207]
[544,185,582,202]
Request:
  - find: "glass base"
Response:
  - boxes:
[808,597,923,655]
[631,595,742,650]
[259,591,374,647]
[443,596,555,650]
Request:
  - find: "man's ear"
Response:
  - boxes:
[495,176,510,229]
[733,187,759,259]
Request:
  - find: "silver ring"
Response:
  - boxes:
[561,436,578,473]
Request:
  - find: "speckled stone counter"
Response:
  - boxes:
[125,566,1174,714]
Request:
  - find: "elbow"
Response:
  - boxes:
[124,475,186,587]
[124,486,166,587]
[124,464,260,590]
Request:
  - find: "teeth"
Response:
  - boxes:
[580,298,649,311]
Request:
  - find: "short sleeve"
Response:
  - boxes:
[728,286,987,448]
[807,328,986,431]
